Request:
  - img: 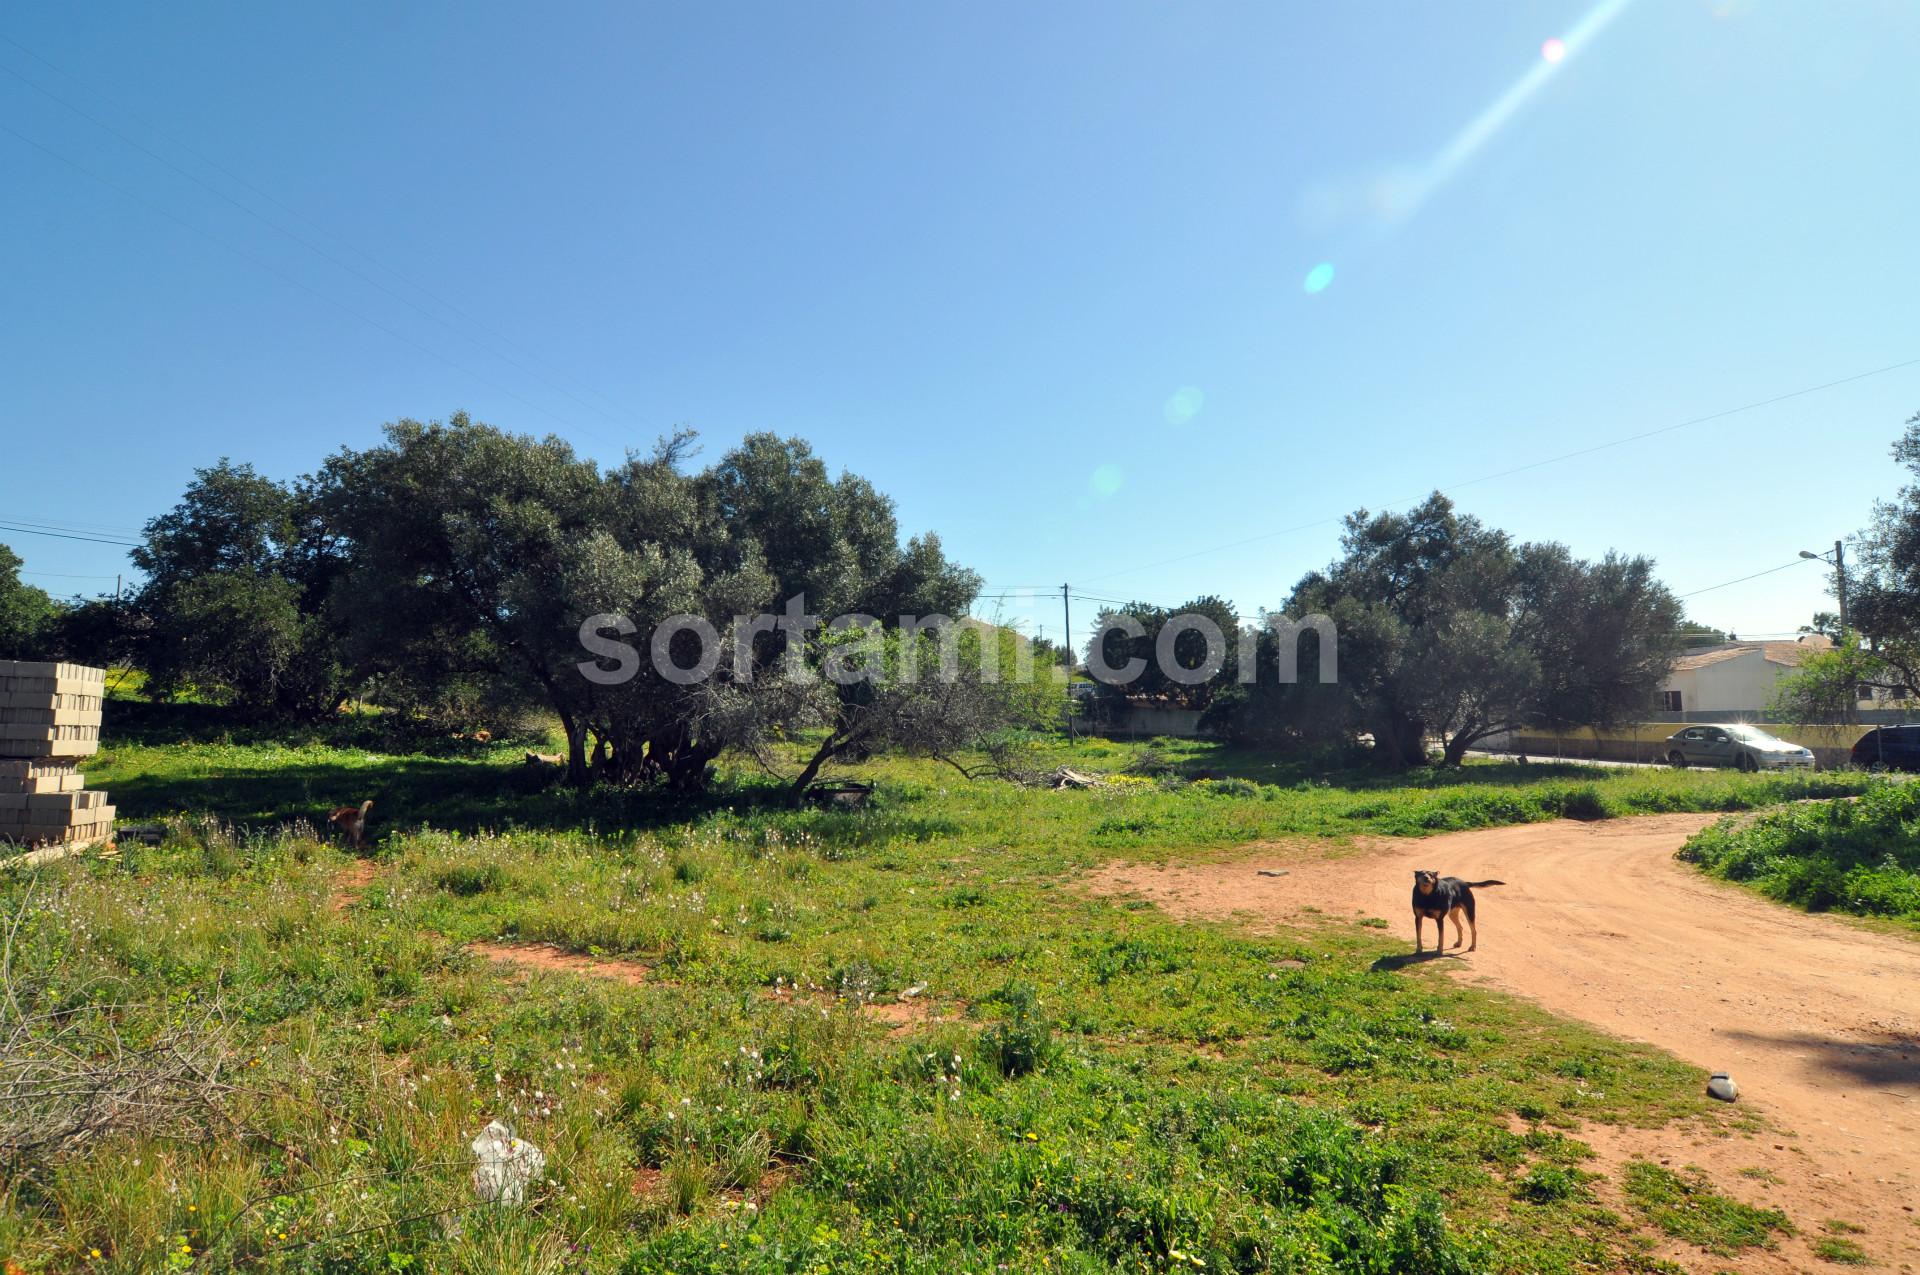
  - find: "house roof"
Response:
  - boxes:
[1671,636,1831,672]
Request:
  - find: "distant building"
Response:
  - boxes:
[1656,636,1831,716]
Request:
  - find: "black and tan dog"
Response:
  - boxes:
[1411,870,1505,953]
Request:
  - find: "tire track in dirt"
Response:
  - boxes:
[1089,813,1920,1269]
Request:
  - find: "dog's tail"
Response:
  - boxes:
[1464,879,1505,888]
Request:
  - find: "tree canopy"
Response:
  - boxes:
[117,415,1031,793]
[0,546,59,660]
[1847,410,1920,693]
[1215,494,1682,766]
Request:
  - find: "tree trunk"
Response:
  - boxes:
[788,733,846,805]
[1371,709,1428,768]
[1441,732,1474,767]
[665,739,721,792]
[560,710,589,788]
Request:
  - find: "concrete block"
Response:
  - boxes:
[0,758,82,783]
[0,707,105,730]
[0,722,100,741]
[0,725,102,758]
[0,691,104,712]
[0,661,105,684]
[25,791,107,815]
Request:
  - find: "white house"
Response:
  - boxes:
[1656,636,1830,715]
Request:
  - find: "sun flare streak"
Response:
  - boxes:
[1411,0,1636,214]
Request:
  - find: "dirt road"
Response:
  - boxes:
[1090,813,1920,1269]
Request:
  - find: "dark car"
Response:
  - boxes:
[1849,725,1920,771]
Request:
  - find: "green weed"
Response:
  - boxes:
[1621,1161,1792,1254]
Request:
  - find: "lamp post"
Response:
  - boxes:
[1803,540,1881,766]
[1798,539,1848,635]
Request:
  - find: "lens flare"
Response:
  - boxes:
[1302,262,1335,294]
[1541,36,1568,62]
[1163,386,1205,425]
[1089,464,1125,497]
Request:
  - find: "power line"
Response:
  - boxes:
[0,521,140,547]
[0,119,625,452]
[1077,354,1920,586]
[1675,558,1814,599]
[2,513,144,537]
[19,570,122,580]
[1,515,144,539]
[0,36,639,433]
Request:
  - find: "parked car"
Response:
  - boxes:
[1849,724,1920,771]
[1663,723,1815,771]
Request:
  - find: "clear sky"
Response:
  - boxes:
[4,1,1917,649]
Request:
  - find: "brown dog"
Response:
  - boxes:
[328,799,373,849]
[1412,870,1504,952]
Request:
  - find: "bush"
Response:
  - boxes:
[1679,781,1920,923]
[1551,784,1614,821]
[1514,1163,1585,1203]
[981,981,1055,1078]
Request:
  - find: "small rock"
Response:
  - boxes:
[1256,869,1289,878]
[1707,1073,1739,1103]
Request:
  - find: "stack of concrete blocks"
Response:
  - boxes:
[0,661,115,851]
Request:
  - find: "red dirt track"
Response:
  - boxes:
[1090,813,1920,1269]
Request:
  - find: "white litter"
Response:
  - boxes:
[1706,1073,1739,1103]
[470,1120,546,1205]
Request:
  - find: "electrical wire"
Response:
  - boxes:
[1675,558,1815,599]
[0,521,140,547]
[0,514,144,538]
[1076,354,1920,586]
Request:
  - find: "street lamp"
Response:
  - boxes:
[1803,540,1880,766]
[1799,540,1848,635]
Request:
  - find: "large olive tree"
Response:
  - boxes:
[1242,494,1681,767]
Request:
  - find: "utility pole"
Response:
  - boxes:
[1801,541,1851,640]
[1061,584,1072,673]
[1833,539,1848,636]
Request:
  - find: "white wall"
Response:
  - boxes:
[1661,651,1795,714]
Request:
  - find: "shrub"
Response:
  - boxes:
[1551,784,1614,821]
[982,981,1055,1078]
[1679,781,1920,923]
[1514,1163,1585,1203]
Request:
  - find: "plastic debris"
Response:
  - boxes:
[470,1120,546,1205]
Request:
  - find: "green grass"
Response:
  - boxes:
[1619,1161,1792,1255]
[1678,780,1920,925]
[77,727,1875,854]
[1811,1236,1872,1265]
[0,731,1849,1272]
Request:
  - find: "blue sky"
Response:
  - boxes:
[3,1,1917,648]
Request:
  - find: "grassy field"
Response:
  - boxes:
[0,726,1873,1273]
[1679,779,1920,926]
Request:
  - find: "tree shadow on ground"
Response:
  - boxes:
[1195,746,1617,793]
[1717,1028,1920,1090]
[97,753,790,839]
[103,698,517,756]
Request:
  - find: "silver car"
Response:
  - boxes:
[1663,723,1815,771]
